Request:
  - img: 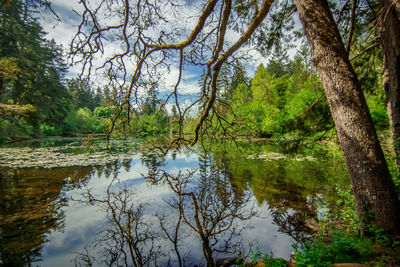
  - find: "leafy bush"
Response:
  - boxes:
[63,108,79,133]
[64,107,107,134]
[40,123,59,136]
[293,241,333,267]
[237,249,286,267]
[94,106,117,118]
[293,235,374,267]
[0,117,34,142]
[76,107,97,133]
[130,112,170,135]
[0,118,11,142]
[331,186,359,233]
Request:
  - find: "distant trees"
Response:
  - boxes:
[67,78,102,112]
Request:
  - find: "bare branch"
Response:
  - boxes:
[191,0,274,145]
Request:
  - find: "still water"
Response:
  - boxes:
[0,138,349,266]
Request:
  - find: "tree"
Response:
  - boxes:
[0,57,21,101]
[294,0,400,233]
[71,0,400,233]
[67,78,101,111]
[329,0,400,174]
[381,0,400,171]
[0,0,71,130]
[265,43,290,78]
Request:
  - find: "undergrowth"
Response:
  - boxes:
[240,185,400,266]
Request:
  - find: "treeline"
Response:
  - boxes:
[0,0,173,142]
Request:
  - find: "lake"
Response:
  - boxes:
[0,137,349,266]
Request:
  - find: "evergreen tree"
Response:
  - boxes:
[67,78,101,111]
[0,0,71,131]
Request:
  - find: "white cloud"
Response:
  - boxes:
[39,0,284,91]
[159,65,202,95]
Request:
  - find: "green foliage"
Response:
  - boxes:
[63,108,79,133]
[0,118,10,142]
[237,249,286,267]
[230,54,333,139]
[40,123,60,136]
[130,111,170,135]
[63,107,107,134]
[0,117,34,142]
[76,108,96,133]
[94,106,117,118]
[366,93,389,130]
[293,241,333,267]
[182,117,197,134]
[92,106,117,133]
[0,57,21,81]
[330,186,359,234]
[293,234,374,267]
[262,252,286,267]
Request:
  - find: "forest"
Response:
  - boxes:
[1,0,400,266]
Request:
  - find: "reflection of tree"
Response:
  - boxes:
[159,170,256,267]
[0,166,96,266]
[141,150,166,183]
[75,153,257,267]
[77,179,160,267]
[209,142,348,243]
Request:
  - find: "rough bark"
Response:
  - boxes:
[382,0,400,173]
[294,0,400,233]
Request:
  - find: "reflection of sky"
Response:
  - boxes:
[37,149,300,267]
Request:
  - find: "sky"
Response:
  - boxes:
[37,0,300,104]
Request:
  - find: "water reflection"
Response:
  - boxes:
[0,167,93,266]
[0,140,349,266]
[74,152,258,266]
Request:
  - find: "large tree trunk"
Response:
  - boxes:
[294,0,400,234]
[382,0,400,173]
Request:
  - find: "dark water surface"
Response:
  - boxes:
[0,138,349,266]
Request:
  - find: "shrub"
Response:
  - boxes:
[40,123,59,136]
[0,117,34,141]
[293,235,374,267]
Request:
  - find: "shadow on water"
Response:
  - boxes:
[0,139,349,266]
